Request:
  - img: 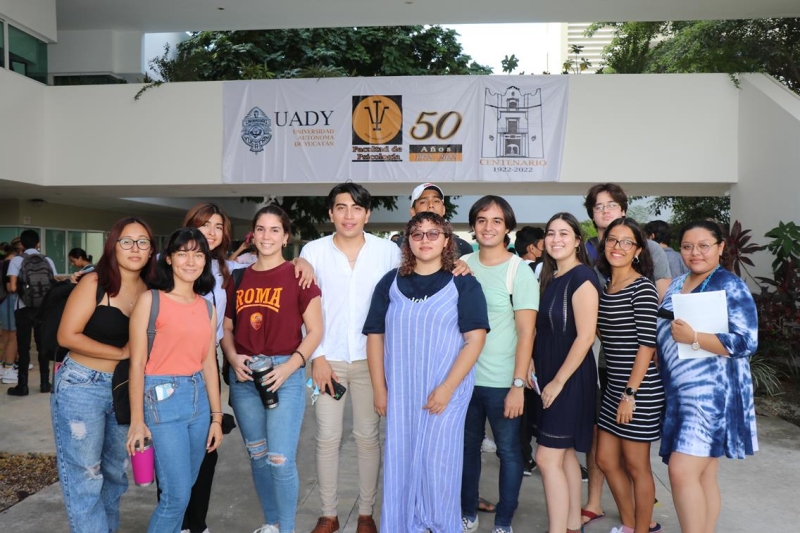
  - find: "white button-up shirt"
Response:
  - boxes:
[300,233,400,363]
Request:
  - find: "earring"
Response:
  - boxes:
[283,243,287,248]
[633,256,640,264]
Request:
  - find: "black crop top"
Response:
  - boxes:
[82,295,130,349]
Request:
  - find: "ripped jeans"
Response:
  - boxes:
[51,356,129,533]
[229,355,305,533]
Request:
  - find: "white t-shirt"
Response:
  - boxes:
[7,249,58,310]
[300,233,401,363]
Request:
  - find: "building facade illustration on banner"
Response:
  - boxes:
[481,86,544,159]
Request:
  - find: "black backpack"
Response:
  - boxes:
[18,252,55,308]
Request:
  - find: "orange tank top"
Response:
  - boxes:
[145,292,213,376]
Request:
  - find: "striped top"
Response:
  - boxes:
[597,276,664,442]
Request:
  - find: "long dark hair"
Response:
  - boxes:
[96,216,156,297]
[399,212,456,276]
[151,228,215,295]
[183,202,232,288]
[678,219,731,271]
[538,212,591,294]
[597,217,654,279]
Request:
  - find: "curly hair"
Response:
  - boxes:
[399,212,456,276]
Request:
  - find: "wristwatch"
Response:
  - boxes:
[692,331,701,351]
[512,378,525,389]
[624,387,637,398]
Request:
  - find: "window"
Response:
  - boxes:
[0,22,5,69]
[8,24,47,84]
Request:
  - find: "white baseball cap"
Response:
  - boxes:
[410,183,444,205]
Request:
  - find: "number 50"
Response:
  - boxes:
[410,111,463,140]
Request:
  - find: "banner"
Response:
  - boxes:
[222,75,568,184]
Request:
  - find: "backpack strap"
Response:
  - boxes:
[230,268,246,329]
[146,289,160,359]
[505,254,523,305]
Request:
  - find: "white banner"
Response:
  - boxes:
[222,75,568,184]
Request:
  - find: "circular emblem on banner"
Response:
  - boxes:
[250,312,263,331]
[352,95,403,145]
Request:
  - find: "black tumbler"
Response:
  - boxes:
[249,356,279,409]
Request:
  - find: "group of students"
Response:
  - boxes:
[44,180,758,533]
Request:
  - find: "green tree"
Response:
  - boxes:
[647,196,730,227]
[147,27,491,239]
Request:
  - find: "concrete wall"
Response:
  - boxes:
[0,0,57,42]
[49,30,145,78]
[0,68,45,186]
[732,74,800,281]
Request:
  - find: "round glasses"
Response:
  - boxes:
[117,238,152,250]
[593,201,621,213]
[410,230,443,242]
[604,237,636,251]
[680,242,719,254]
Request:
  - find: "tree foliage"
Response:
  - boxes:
[647,196,730,228]
[588,19,800,94]
[146,26,490,239]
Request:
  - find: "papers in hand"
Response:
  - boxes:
[671,290,728,359]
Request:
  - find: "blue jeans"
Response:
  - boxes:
[461,386,523,529]
[50,356,129,533]
[229,355,305,533]
[145,372,210,533]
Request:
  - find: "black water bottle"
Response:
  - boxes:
[249,356,279,409]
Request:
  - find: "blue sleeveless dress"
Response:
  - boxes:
[381,276,473,533]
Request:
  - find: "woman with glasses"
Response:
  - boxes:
[364,212,488,533]
[532,212,600,533]
[594,218,663,533]
[657,220,758,533]
[127,227,223,533]
[53,217,156,532]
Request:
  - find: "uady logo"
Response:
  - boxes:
[352,95,403,145]
[241,107,273,154]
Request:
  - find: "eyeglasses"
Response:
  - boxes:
[593,202,621,213]
[604,237,636,251]
[117,238,152,250]
[680,242,719,254]
[410,230,443,242]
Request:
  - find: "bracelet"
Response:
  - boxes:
[211,420,222,426]
[621,393,636,411]
[210,411,223,415]
[441,382,454,394]
[294,350,307,368]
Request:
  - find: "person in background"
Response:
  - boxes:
[532,212,599,533]
[595,218,663,533]
[7,229,57,396]
[223,205,323,533]
[364,212,489,533]
[68,248,95,283]
[126,228,223,533]
[53,216,155,533]
[230,232,258,265]
[645,220,689,279]
[0,243,20,383]
[407,183,474,257]
[657,220,758,533]
[580,183,671,527]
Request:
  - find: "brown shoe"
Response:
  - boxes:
[310,516,339,533]
[356,515,377,533]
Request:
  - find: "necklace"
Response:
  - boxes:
[677,264,721,293]
[608,271,637,291]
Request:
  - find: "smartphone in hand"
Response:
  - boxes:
[325,379,347,401]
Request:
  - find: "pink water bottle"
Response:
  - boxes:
[130,437,154,487]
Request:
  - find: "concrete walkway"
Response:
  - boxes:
[0,368,797,532]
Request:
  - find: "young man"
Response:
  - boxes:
[7,229,57,396]
[409,182,474,257]
[645,219,689,278]
[300,183,401,533]
[580,183,671,528]
[460,196,538,533]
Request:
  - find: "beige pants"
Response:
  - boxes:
[315,359,380,517]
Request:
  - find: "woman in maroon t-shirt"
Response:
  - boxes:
[221,205,322,533]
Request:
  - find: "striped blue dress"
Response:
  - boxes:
[381,277,473,533]
[656,268,759,463]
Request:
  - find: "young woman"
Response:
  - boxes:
[52,216,155,533]
[221,205,323,533]
[126,228,223,533]
[1,244,20,381]
[594,218,663,533]
[533,212,600,533]
[68,248,96,283]
[657,220,758,533]
[363,212,489,533]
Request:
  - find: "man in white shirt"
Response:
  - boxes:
[300,183,401,533]
[7,229,57,396]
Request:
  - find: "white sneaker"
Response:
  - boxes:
[462,516,479,533]
[253,525,279,533]
[2,367,18,384]
[610,527,626,533]
[481,437,497,453]
[493,527,513,533]
[28,363,34,370]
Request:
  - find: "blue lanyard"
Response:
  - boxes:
[676,264,721,293]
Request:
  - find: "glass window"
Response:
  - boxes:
[8,25,47,84]
[67,231,105,273]
[0,22,5,69]
[44,229,66,275]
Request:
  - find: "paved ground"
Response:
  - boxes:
[0,363,797,532]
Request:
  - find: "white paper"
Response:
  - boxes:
[672,290,729,359]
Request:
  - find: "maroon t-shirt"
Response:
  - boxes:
[225,261,321,356]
